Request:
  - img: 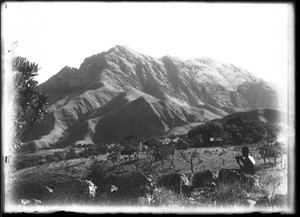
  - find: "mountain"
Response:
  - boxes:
[22,45,280,151]
[58,88,222,146]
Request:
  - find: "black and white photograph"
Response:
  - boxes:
[2,2,295,214]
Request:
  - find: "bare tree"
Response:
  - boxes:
[179,149,201,173]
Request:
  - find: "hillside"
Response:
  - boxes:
[54,89,222,146]
[22,45,280,151]
[212,108,287,125]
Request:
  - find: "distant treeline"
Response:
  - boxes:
[185,116,281,147]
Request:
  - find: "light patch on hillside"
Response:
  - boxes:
[165,94,192,107]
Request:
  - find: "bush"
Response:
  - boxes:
[45,154,57,163]
[213,182,250,207]
[258,141,284,165]
[175,138,190,150]
[95,144,108,155]
[66,149,79,159]
[15,155,46,169]
[54,151,67,161]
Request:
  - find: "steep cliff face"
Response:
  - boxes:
[23,45,280,151]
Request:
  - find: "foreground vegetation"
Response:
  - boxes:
[7,137,288,212]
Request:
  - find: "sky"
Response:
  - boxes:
[2,2,293,91]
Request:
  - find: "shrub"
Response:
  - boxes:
[107,145,121,165]
[54,151,67,161]
[45,154,57,163]
[257,141,269,163]
[66,149,79,159]
[95,144,108,155]
[175,138,190,150]
[213,182,250,207]
[258,141,284,165]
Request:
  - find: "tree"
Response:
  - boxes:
[144,138,175,167]
[12,56,50,148]
[257,141,269,163]
[226,116,245,127]
[267,142,283,165]
[107,145,121,165]
[248,121,267,142]
[143,138,160,164]
[264,123,281,142]
[120,135,144,161]
[179,149,202,173]
[175,137,191,150]
[167,143,176,168]
[258,141,284,165]
[231,131,242,146]
[152,144,168,166]
[274,141,287,163]
[191,135,204,148]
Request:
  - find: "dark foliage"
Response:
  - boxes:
[13,56,50,149]
[187,117,281,148]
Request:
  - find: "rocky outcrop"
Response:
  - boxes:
[14,178,97,205]
[191,169,217,189]
[217,169,256,191]
[95,172,157,204]
[158,173,191,196]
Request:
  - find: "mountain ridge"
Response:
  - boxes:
[22,45,281,151]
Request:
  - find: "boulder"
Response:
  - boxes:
[192,169,217,189]
[51,179,97,204]
[158,173,191,196]
[240,173,256,190]
[88,161,111,186]
[217,169,255,190]
[218,169,241,184]
[14,177,97,205]
[96,172,157,204]
[14,182,52,203]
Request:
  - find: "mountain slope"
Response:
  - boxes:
[22,45,280,151]
[57,89,221,146]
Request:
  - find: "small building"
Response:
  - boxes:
[210,137,222,142]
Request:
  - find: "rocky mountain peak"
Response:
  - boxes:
[27,45,281,151]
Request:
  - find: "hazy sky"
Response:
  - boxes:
[3,2,293,90]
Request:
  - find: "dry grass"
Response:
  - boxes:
[6,143,288,209]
